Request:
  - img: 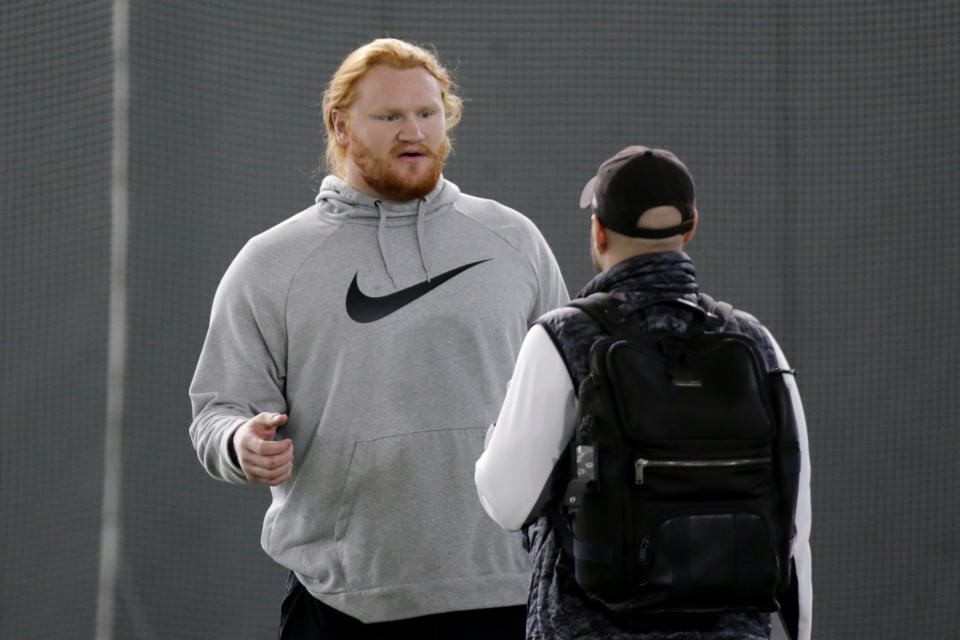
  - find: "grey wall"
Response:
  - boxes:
[3,1,958,638]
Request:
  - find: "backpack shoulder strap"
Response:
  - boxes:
[569,292,708,336]
[697,292,733,331]
[566,292,624,334]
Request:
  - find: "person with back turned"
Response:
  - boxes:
[476,146,812,639]
[189,38,568,639]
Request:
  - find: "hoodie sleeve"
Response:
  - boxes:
[188,238,289,483]
[524,221,570,322]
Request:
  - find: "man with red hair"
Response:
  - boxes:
[190,38,568,638]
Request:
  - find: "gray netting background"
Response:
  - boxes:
[3,1,958,638]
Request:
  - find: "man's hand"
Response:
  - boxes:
[232,412,293,486]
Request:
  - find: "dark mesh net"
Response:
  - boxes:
[3,1,958,638]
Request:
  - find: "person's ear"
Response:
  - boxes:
[683,210,698,243]
[592,215,608,252]
[331,109,349,145]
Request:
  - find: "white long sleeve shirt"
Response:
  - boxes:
[475,323,813,640]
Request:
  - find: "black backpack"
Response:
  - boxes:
[553,292,801,622]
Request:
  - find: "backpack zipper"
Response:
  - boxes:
[638,535,651,570]
[634,456,771,485]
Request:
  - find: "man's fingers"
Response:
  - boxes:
[245,437,293,457]
[244,459,293,485]
[263,465,293,486]
[249,412,288,436]
[242,447,294,471]
[248,461,293,481]
[235,413,292,485]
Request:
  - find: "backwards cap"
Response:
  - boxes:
[580,145,696,239]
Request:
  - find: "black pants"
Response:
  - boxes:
[279,572,527,640]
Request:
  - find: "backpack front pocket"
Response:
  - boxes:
[642,512,780,611]
[635,453,773,500]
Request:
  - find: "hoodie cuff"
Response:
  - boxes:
[218,417,248,483]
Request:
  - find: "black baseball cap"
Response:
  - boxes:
[579,145,696,239]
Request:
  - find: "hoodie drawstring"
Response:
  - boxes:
[415,198,431,282]
[374,198,432,288]
[374,200,399,288]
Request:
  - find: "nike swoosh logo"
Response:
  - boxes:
[346,259,492,323]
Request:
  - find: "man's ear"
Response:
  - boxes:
[683,210,698,244]
[592,215,608,253]
[331,109,349,145]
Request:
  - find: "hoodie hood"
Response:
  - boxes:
[315,175,461,286]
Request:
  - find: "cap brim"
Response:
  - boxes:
[579,175,598,209]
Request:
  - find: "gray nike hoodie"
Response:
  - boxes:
[189,175,569,622]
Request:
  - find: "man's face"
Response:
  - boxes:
[337,65,446,201]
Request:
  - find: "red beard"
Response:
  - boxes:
[348,137,443,201]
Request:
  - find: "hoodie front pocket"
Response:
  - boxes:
[334,427,518,592]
